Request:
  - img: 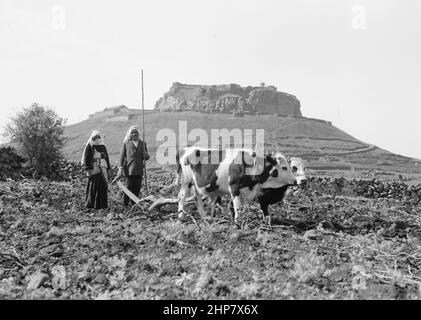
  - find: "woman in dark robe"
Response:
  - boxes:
[81,130,111,209]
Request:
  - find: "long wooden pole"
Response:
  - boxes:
[141,69,148,192]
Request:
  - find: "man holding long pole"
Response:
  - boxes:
[114,69,149,206]
[141,69,148,192]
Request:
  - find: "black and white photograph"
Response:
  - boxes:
[1,0,421,306]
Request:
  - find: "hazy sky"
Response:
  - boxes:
[1,0,420,159]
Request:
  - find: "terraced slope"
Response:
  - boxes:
[63,111,421,177]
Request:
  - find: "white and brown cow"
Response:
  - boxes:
[289,156,307,186]
[257,156,307,218]
[176,147,296,227]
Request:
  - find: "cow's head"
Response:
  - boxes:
[252,152,296,188]
[183,148,203,166]
[288,157,307,186]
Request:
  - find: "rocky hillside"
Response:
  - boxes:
[154,82,302,116]
[63,111,421,182]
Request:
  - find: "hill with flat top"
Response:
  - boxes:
[63,110,421,182]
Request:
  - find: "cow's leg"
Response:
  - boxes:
[260,200,269,219]
[209,199,216,218]
[229,187,242,228]
[177,183,189,221]
[208,196,221,218]
[260,200,272,226]
[232,196,242,228]
[228,199,235,218]
[215,196,222,209]
[193,188,207,217]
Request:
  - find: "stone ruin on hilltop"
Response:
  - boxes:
[154,82,302,116]
[88,105,141,122]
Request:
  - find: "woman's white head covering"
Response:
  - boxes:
[81,130,104,164]
[123,126,140,143]
[87,130,104,146]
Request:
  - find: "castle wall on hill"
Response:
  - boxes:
[105,115,130,122]
[89,105,143,121]
[155,82,302,116]
[89,110,116,119]
[105,113,143,122]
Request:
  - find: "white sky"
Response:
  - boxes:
[1,0,420,159]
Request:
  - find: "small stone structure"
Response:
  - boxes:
[89,105,141,121]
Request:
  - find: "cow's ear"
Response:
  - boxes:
[266,155,276,166]
[241,151,255,167]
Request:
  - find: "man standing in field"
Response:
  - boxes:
[117,126,150,206]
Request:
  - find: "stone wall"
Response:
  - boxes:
[105,115,130,122]
[89,105,141,121]
[89,110,116,119]
[155,82,302,116]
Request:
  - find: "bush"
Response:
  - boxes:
[5,103,67,179]
[0,146,25,180]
